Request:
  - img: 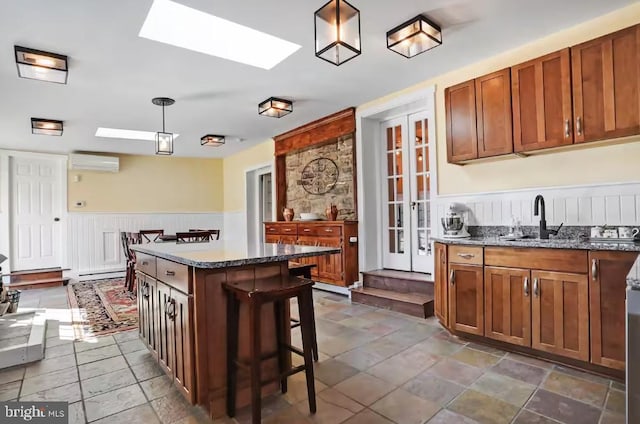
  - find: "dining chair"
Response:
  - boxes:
[188,229,220,241]
[121,231,141,291]
[176,231,211,243]
[140,229,164,243]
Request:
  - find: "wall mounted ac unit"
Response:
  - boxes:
[68,154,119,172]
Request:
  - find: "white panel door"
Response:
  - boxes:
[381,117,411,270]
[408,111,434,274]
[10,157,62,270]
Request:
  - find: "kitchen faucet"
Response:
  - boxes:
[533,195,563,239]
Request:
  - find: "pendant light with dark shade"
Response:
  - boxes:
[152,97,175,155]
[387,15,442,58]
[314,0,361,66]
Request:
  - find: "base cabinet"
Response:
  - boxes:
[434,243,448,326]
[137,273,157,358]
[589,251,637,370]
[484,266,531,347]
[448,264,484,336]
[531,271,590,362]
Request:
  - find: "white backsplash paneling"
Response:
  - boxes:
[67,212,223,275]
[435,182,640,233]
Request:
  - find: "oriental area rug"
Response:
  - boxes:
[67,278,138,337]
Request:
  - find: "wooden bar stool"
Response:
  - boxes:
[288,262,319,361]
[224,275,317,424]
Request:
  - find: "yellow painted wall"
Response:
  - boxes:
[68,154,223,212]
[223,139,275,212]
[360,3,640,195]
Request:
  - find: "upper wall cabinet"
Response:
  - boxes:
[512,49,573,152]
[476,69,513,158]
[572,25,640,143]
[445,80,478,162]
[445,69,513,163]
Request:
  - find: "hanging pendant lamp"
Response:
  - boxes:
[152,97,175,155]
[314,0,361,66]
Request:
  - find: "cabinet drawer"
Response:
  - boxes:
[265,223,297,235]
[449,246,483,265]
[485,247,587,274]
[157,258,191,294]
[298,224,342,237]
[136,253,157,277]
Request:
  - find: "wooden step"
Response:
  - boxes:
[9,277,70,290]
[8,267,63,284]
[361,269,434,295]
[351,287,434,318]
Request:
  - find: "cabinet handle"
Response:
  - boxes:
[576,116,582,136]
[142,284,150,298]
[303,229,311,232]
[533,278,539,297]
[165,270,175,276]
[457,253,474,259]
[564,119,570,138]
[524,277,529,297]
[325,228,333,232]
[592,259,598,281]
[141,261,149,266]
[449,270,455,285]
[284,228,292,232]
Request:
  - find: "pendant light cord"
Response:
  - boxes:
[162,104,166,132]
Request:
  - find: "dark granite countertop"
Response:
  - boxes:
[432,236,640,252]
[131,242,340,269]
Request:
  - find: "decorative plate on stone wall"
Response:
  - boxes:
[301,157,339,195]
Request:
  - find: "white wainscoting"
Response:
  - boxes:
[434,181,640,233]
[223,211,248,252]
[67,212,223,276]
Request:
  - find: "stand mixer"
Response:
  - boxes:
[441,204,471,238]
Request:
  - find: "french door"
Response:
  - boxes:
[381,111,434,273]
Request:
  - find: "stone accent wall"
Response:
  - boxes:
[285,134,356,220]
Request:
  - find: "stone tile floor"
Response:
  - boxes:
[0,285,626,423]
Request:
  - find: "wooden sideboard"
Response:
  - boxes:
[434,242,637,378]
[264,221,358,287]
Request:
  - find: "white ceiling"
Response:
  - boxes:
[0,0,632,158]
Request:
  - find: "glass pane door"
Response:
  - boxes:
[408,111,433,273]
[381,117,411,270]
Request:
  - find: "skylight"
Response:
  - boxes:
[138,0,301,70]
[95,128,180,141]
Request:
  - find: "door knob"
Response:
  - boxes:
[54,217,60,222]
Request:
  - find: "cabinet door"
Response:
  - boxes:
[156,281,174,374]
[589,251,636,370]
[170,289,195,402]
[448,264,484,335]
[434,243,448,327]
[316,237,343,283]
[265,234,280,244]
[445,80,478,163]
[295,236,320,278]
[484,267,531,347]
[476,68,514,157]
[531,271,589,361]
[572,25,640,143]
[137,272,150,343]
[512,49,573,152]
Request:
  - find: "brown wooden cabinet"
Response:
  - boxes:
[445,80,478,162]
[137,273,158,358]
[512,49,573,152]
[156,281,173,375]
[572,25,640,143]
[484,266,531,347]
[589,251,637,370]
[531,270,589,362]
[434,243,448,326]
[476,69,514,157]
[448,263,484,336]
[170,289,194,401]
[263,221,358,287]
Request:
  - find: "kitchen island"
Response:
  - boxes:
[433,236,640,379]
[130,242,340,419]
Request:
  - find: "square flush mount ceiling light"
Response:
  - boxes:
[31,118,63,136]
[258,97,293,118]
[139,0,301,70]
[314,0,361,66]
[387,15,442,58]
[95,128,180,141]
[201,134,225,147]
[15,46,68,84]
